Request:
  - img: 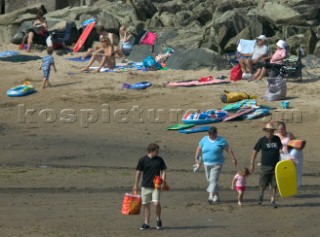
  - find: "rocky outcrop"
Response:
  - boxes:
[1,0,320,63]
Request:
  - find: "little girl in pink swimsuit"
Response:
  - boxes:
[231,167,251,206]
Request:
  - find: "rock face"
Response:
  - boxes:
[1,0,320,67]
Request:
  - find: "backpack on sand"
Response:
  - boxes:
[221,90,254,103]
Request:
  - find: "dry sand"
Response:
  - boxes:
[0,44,320,237]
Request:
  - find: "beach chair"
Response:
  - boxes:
[267,47,304,82]
[226,39,257,66]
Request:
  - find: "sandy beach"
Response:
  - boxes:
[1,44,320,237]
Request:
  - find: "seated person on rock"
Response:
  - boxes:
[239,35,268,79]
[81,25,115,59]
[114,25,136,58]
[81,36,115,73]
[26,12,48,52]
[249,40,287,81]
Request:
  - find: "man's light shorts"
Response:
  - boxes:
[141,187,160,204]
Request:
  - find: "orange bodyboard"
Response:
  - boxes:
[73,22,96,53]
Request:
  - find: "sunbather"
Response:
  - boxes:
[26,12,48,52]
[81,36,115,73]
[80,25,115,59]
[249,40,287,81]
[114,25,135,57]
[239,35,268,79]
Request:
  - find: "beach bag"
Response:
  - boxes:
[140,32,157,46]
[143,56,162,70]
[230,64,242,81]
[220,90,251,103]
[121,192,142,215]
[264,77,287,101]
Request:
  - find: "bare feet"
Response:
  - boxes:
[81,67,90,72]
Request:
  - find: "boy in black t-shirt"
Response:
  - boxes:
[133,143,167,230]
[250,123,282,208]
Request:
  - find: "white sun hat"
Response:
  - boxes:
[276,40,286,49]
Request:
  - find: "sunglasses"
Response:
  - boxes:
[100,40,107,42]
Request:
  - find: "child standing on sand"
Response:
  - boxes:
[39,47,57,89]
[231,167,250,206]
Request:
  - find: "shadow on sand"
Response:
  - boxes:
[0,54,41,62]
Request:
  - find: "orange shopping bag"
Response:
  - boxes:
[121,192,142,215]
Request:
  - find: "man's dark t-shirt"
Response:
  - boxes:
[254,135,282,167]
[136,155,167,188]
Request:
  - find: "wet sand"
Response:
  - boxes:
[0,44,320,236]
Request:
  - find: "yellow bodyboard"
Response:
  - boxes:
[275,160,297,197]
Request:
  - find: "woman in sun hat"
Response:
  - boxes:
[250,40,287,81]
[250,122,283,208]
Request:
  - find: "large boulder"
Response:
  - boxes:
[0,5,45,26]
[129,0,157,21]
[159,12,176,27]
[46,6,101,21]
[212,10,251,51]
[0,25,18,44]
[157,1,182,15]
[175,11,193,27]
[224,26,252,52]
[286,29,318,55]
[314,41,320,58]
[94,12,121,34]
[127,45,154,62]
[291,2,320,21]
[166,48,229,70]
[302,54,320,69]
[161,28,204,50]
[252,2,306,26]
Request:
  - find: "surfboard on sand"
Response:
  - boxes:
[179,126,211,134]
[223,108,255,122]
[73,22,96,53]
[167,124,194,130]
[276,159,298,197]
[244,108,270,120]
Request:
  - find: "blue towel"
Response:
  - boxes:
[67,57,90,62]
[0,51,20,58]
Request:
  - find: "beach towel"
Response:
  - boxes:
[222,99,257,111]
[89,63,144,73]
[168,77,230,87]
[287,140,306,150]
[67,56,90,62]
[0,51,20,58]
[237,39,256,55]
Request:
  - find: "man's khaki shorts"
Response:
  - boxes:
[141,187,160,204]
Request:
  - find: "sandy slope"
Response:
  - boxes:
[0,44,320,237]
